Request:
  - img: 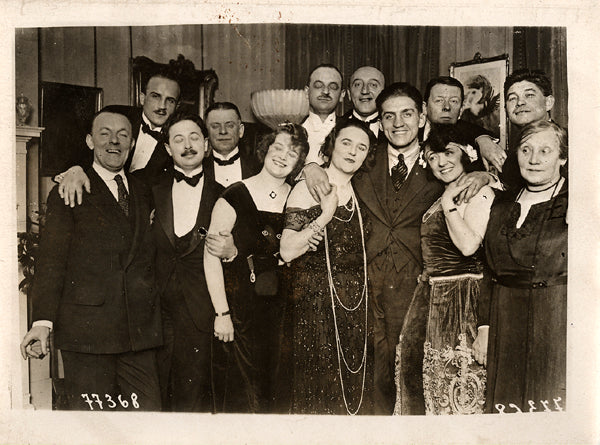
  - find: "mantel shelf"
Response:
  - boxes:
[16,125,44,143]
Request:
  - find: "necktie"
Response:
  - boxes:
[213,152,240,166]
[114,174,129,216]
[174,169,204,187]
[141,120,162,141]
[391,153,408,191]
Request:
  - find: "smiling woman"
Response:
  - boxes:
[204,122,309,413]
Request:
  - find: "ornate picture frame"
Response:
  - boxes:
[450,53,509,152]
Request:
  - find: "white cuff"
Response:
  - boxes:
[32,320,53,330]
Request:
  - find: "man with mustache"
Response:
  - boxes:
[20,110,162,411]
[57,69,181,205]
[340,66,386,140]
[203,102,260,187]
[152,110,225,412]
[302,63,345,164]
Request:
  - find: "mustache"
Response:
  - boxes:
[317,94,332,100]
[182,148,199,155]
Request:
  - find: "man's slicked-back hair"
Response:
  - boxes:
[376,82,424,115]
[504,68,553,99]
[306,63,343,86]
[205,101,242,121]
[424,76,464,103]
[143,66,181,98]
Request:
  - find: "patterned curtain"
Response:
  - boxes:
[513,27,568,128]
[284,24,440,115]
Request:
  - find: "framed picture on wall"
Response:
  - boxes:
[39,81,103,176]
[450,53,509,154]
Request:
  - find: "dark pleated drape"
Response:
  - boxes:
[284,25,440,115]
[513,27,568,128]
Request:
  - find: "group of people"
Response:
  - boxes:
[19,61,567,416]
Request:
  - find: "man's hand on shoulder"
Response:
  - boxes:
[454,171,493,205]
[475,135,506,173]
[57,166,91,207]
[302,163,331,202]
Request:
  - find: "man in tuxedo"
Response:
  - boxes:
[58,70,181,205]
[302,63,345,164]
[341,66,386,140]
[20,110,162,411]
[203,101,260,187]
[501,68,557,190]
[422,76,506,173]
[152,110,226,411]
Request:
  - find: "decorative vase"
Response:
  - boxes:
[16,94,32,126]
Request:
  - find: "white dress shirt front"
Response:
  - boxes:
[172,166,205,237]
[302,111,337,164]
[387,142,421,176]
[213,147,242,187]
[129,114,161,172]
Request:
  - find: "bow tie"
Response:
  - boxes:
[352,114,379,125]
[213,152,240,166]
[141,120,163,141]
[174,169,203,187]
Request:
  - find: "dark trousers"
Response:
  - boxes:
[369,257,420,415]
[157,311,212,412]
[60,349,161,411]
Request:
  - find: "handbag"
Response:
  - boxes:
[247,254,279,296]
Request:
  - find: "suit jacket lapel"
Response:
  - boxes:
[153,179,176,249]
[86,169,131,228]
[354,143,391,224]
[123,177,147,268]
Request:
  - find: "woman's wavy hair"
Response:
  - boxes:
[256,122,309,184]
[319,119,377,172]
[518,120,568,160]
[422,124,478,179]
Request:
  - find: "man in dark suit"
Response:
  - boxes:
[340,66,386,142]
[57,70,181,205]
[20,110,162,411]
[151,110,225,412]
[203,101,260,187]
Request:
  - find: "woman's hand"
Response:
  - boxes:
[307,231,324,251]
[214,314,234,342]
[472,326,489,366]
[304,163,332,202]
[317,183,338,220]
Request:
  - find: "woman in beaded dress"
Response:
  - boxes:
[204,123,309,413]
[280,120,377,415]
[394,125,494,415]
[475,120,568,413]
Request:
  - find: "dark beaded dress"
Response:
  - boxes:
[284,199,373,415]
[211,182,287,413]
[395,198,488,415]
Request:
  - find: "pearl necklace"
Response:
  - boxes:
[324,186,368,415]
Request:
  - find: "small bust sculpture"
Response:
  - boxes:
[16,94,32,126]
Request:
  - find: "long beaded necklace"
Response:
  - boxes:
[324,186,368,415]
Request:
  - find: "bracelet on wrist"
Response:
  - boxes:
[215,310,230,317]
[308,220,322,233]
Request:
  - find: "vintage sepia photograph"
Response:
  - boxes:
[3,2,599,444]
